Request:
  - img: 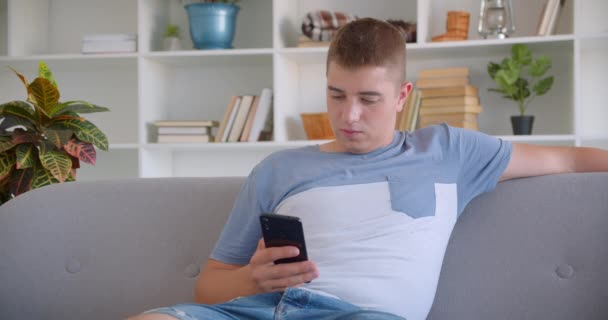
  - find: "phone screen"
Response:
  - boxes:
[259,213,308,264]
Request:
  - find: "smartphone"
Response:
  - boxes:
[259,213,309,264]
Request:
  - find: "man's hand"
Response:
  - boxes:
[248,239,319,293]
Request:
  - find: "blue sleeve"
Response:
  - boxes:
[209,166,266,265]
[448,125,513,214]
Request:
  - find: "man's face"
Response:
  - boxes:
[326,62,411,154]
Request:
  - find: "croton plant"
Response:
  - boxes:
[0,61,109,205]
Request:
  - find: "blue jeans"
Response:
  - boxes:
[143,288,405,320]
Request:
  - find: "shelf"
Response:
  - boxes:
[496,135,577,143]
[142,135,577,151]
[0,53,137,70]
[277,35,576,63]
[143,140,324,152]
[142,49,273,67]
[1,0,605,180]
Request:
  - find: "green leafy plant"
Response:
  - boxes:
[487,43,554,116]
[0,61,109,205]
[165,24,180,38]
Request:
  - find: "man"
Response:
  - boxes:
[129,18,608,320]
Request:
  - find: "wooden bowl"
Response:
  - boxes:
[300,112,335,140]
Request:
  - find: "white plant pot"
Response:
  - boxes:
[163,37,182,51]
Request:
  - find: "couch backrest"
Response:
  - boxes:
[1,173,607,320]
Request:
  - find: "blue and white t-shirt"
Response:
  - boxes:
[210,124,512,320]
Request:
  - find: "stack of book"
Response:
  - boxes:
[153,120,219,143]
[216,88,274,143]
[82,33,137,54]
[395,88,421,132]
[415,67,482,131]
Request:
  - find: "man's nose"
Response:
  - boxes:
[342,101,361,123]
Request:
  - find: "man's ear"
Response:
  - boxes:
[397,82,414,111]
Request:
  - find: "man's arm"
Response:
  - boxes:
[194,240,319,304]
[500,143,608,182]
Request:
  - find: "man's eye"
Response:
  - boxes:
[331,95,345,100]
[361,98,378,104]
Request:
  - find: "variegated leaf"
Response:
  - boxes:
[0,136,16,152]
[0,101,37,123]
[0,152,16,180]
[38,61,58,88]
[12,129,40,145]
[49,119,108,151]
[32,165,59,189]
[48,100,109,117]
[66,169,76,182]
[50,115,85,122]
[45,129,73,149]
[0,173,11,204]
[9,168,33,196]
[71,156,80,169]
[39,150,71,182]
[16,144,35,169]
[64,139,96,165]
[0,115,36,134]
[36,139,59,156]
[28,77,60,113]
[9,67,29,90]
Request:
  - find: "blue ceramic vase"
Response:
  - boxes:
[184,3,239,49]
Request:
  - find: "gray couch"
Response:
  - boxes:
[1,173,607,320]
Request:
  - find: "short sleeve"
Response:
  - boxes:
[209,167,265,265]
[449,125,513,214]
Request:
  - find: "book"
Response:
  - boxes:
[240,95,260,142]
[537,0,559,36]
[419,112,478,123]
[81,34,138,53]
[415,76,469,89]
[248,88,273,142]
[418,67,470,79]
[228,95,255,142]
[221,96,242,142]
[420,119,479,131]
[421,96,479,108]
[396,90,415,130]
[418,85,478,99]
[546,0,564,35]
[215,96,240,142]
[418,105,483,115]
[408,89,422,131]
[258,104,274,141]
[157,127,212,135]
[154,120,219,127]
[157,134,213,143]
[535,0,549,35]
[82,33,137,42]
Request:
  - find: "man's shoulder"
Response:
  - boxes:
[406,124,454,152]
[264,145,318,163]
[251,145,319,176]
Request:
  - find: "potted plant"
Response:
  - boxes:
[184,0,241,49]
[487,43,554,135]
[0,61,109,205]
[163,24,182,51]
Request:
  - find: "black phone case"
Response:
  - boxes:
[259,213,308,264]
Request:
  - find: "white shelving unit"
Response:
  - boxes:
[0,0,606,180]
